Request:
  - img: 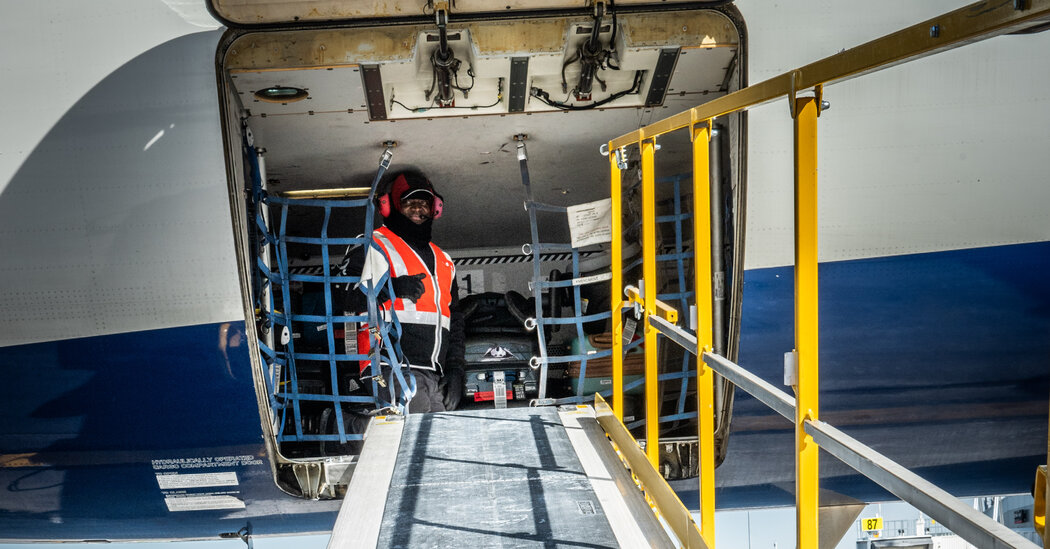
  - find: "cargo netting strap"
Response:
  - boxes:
[354,150,416,412]
[620,173,699,429]
[248,143,415,447]
[516,140,698,418]
[516,138,621,404]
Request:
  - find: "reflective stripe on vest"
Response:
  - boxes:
[372,226,455,328]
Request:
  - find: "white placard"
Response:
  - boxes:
[566,198,613,248]
[156,471,238,490]
[164,495,245,512]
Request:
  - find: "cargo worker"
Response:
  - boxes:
[339,169,465,412]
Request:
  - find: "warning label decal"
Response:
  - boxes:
[164,494,246,512]
[156,471,239,490]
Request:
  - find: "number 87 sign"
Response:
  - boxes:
[861,516,883,531]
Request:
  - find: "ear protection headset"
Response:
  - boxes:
[378,173,444,219]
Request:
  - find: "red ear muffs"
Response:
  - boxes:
[378,194,391,217]
[381,173,443,219]
[431,193,444,219]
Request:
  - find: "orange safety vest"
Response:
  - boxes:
[364,226,456,370]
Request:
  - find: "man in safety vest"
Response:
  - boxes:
[341,169,465,412]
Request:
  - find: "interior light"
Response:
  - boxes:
[254,86,308,103]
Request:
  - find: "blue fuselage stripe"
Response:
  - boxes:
[1,241,1047,533]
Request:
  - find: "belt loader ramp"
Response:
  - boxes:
[329,402,703,548]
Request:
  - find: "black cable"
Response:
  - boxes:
[391,77,502,113]
[560,49,582,94]
[452,66,475,93]
[531,70,642,111]
[607,0,621,70]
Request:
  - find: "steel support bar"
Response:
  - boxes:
[805,420,1040,549]
[647,315,797,422]
[594,394,709,549]
[691,122,716,546]
[625,286,679,323]
[640,138,660,467]
[703,351,796,422]
[610,153,625,422]
[649,322,1038,549]
[278,187,371,199]
[647,315,697,355]
[608,1,1050,149]
[794,96,820,549]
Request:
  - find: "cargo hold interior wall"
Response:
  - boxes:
[216,3,747,498]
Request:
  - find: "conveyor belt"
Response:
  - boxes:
[330,406,674,548]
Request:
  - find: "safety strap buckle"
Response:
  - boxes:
[368,373,388,389]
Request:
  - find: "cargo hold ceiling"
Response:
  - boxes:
[209,0,729,27]
[220,5,743,249]
[226,11,737,120]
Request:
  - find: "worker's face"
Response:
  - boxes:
[400,198,431,225]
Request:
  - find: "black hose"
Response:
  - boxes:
[531,70,643,111]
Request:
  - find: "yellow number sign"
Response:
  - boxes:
[861,517,883,531]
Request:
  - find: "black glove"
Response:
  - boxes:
[391,273,426,302]
[440,367,465,411]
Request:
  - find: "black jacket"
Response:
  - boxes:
[335,221,465,376]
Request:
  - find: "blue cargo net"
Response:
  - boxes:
[246,143,415,450]
[515,139,614,402]
[516,140,697,418]
[621,173,699,431]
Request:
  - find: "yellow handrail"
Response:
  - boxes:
[609,151,625,423]
[792,95,821,549]
[691,122,717,546]
[640,138,660,467]
[604,2,1050,547]
[624,286,678,324]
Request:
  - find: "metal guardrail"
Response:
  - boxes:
[649,313,1038,548]
[605,2,1050,547]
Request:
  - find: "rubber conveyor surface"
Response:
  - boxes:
[335,406,671,548]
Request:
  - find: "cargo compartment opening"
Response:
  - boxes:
[216,4,748,499]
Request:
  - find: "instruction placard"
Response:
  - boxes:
[164,494,245,512]
[156,471,238,490]
[566,198,612,248]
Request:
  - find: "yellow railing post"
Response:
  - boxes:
[793,96,820,549]
[640,137,660,467]
[610,147,624,422]
[1040,388,1050,548]
[691,119,716,547]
